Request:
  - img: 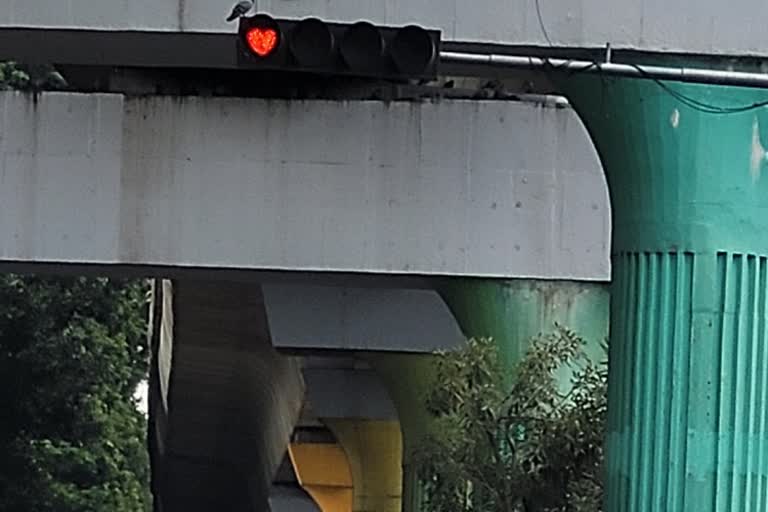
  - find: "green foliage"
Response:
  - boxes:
[0,275,151,512]
[0,62,30,90]
[418,326,608,512]
[0,61,67,91]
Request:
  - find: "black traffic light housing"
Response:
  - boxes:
[237,14,441,80]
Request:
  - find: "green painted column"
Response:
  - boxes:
[561,74,768,510]
[371,280,608,512]
[441,279,609,372]
[439,279,608,511]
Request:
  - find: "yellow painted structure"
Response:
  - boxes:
[288,443,354,512]
[326,419,403,512]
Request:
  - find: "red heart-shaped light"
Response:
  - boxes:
[246,27,279,57]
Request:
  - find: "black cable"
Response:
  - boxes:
[532,4,768,115]
[534,0,554,47]
[630,64,768,114]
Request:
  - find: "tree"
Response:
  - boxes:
[417,326,607,512]
[0,61,67,90]
[0,275,151,511]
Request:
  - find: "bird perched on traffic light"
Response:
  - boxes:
[226,0,253,21]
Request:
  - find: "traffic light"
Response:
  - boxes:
[237,14,441,80]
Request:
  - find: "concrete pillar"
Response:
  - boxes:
[324,419,403,512]
[366,354,436,512]
[563,74,768,510]
[438,279,608,509]
[441,279,609,372]
[148,279,304,512]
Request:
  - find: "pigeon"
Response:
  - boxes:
[226,0,253,22]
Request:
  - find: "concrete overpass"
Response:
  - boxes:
[1,89,611,510]
[3,1,768,511]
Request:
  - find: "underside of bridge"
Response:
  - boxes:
[146,276,608,512]
[141,71,768,510]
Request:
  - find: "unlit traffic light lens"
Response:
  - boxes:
[340,21,385,72]
[289,18,335,67]
[390,25,436,75]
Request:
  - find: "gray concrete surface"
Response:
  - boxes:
[269,485,321,512]
[0,92,610,281]
[149,279,304,512]
[264,284,464,352]
[303,367,399,421]
[2,0,768,57]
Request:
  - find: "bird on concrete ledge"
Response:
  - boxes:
[226,0,253,22]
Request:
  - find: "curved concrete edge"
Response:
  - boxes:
[365,353,437,512]
[325,419,403,512]
[562,72,768,511]
[149,279,305,511]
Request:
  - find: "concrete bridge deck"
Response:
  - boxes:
[0,91,610,281]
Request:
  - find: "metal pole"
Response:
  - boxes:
[440,51,768,89]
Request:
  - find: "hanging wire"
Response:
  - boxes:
[534,0,554,47]
[629,64,768,114]
[531,1,768,115]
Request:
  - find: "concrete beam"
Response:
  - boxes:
[264,284,464,352]
[302,368,398,420]
[1,0,767,57]
[0,92,609,281]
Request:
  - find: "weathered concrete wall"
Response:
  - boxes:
[0,91,609,281]
[2,0,768,56]
[149,279,304,512]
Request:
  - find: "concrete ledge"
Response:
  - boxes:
[0,92,610,280]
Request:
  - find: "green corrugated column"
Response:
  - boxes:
[561,74,768,510]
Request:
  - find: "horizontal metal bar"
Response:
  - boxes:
[440,51,768,89]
